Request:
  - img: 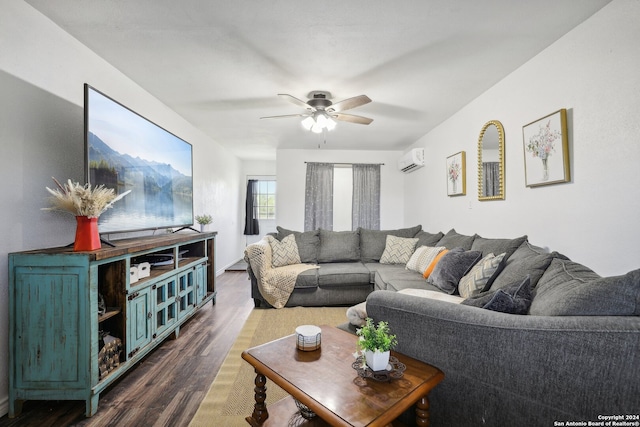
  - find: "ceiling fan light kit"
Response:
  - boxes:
[262,91,373,132]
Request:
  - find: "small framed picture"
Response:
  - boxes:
[446,151,466,196]
[522,109,570,187]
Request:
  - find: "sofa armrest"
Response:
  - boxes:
[366,290,640,426]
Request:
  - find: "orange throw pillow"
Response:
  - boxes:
[423,249,449,279]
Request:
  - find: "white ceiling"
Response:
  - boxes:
[26,0,611,160]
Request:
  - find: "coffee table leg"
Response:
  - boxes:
[245,369,269,426]
[415,395,431,426]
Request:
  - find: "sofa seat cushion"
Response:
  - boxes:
[317,262,371,287]
[359,225,422,263]
[294,268,319,289]
[386,279,441,293]
[364,263,404,284]
[530,260,640,316]
[318,230,361,262]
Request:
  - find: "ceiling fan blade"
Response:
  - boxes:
[260,113,308,119]
[278,94,312,110]
[327,95,371,113]
[332,113,373,125]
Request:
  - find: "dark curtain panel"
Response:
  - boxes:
[304,163,334,231]
[243,179,260,235]
[352,164,381,230]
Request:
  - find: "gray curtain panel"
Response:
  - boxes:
[483,162,500,197]
[352,164,380,230]
[304,163,334,231]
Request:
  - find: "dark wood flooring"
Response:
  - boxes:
[0,271,254,427]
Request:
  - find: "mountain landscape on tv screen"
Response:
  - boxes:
[88,132,192,196]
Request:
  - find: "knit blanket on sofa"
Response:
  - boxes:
[244,239,318,308]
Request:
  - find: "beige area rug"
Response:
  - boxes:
[189,306,349,427]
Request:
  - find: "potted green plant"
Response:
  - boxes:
[356,318,398,371]
[195,214,212,232]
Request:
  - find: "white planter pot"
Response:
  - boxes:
[365,349,390,371]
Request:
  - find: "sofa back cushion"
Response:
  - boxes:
[414,230,444,248]
[489,242,561,291]
[276,226,320,263]
[359,225,422,262]
[318,229,361,262]
[436,229,476,250]
[471,235,527,260]
[530,259,640,316]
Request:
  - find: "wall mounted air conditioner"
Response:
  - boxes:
[397,148,425,173]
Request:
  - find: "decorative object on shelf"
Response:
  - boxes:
[446,151,466,196]
[195,214,213,232]
[42,177,131,251]
[294,398,317,419]
[478,120,506,201]
[355,318,398,371]
[295,325,321,351]
[523,108,570,187]
[352,355,406,382]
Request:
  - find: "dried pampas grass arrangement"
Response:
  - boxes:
[43,177,131,218]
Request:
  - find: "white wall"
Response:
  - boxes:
[0,1,244,415]
[276,149,406,231]
[404,0,640,277]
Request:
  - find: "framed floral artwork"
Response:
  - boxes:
[522,109,570,187]
[446,151,466,196]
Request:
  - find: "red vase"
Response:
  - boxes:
[74,216,101,251]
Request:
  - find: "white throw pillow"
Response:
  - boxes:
[406,245,447,274]
[267,234,301,267]
[379,235,419,265]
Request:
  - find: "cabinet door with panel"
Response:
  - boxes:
[127,287,152,358]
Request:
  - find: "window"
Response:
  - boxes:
[255,180,276,220]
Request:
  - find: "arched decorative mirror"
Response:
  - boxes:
[478,120,505,201]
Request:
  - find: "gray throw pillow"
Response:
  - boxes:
[489,242,559,291]
[462,276,532,315]
[530,260,640,316]
[427,247,482,294]
[358,225,422,262]
[276,226,320,263]
[318,229,361,263]
[436,229,477,250]
[471,235,528,260]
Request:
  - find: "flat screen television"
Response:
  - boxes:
[84,84,194,235]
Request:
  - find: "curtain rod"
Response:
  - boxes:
[304,162,385,166]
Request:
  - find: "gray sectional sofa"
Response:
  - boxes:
[245,226,640,426]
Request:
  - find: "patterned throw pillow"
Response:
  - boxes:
[458,252,507,298]
[379,235,419,265]
[267,234,301,267]
[406,246,446,274]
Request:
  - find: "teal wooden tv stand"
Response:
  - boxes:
[8,232,217,417]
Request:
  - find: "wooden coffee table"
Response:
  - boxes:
[241,325,444,426]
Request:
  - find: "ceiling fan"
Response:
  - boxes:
[260,91,373,133]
